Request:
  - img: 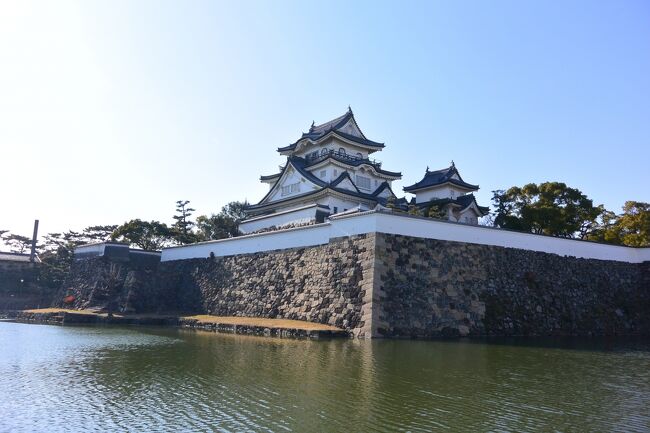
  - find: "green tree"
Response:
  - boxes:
[492,182,604,238]
[111,219,174,250]
[196,214,239,240]
[425,204,447,220]
[3,233,33,253]
[588,201,650,247]
[172,200,197,244]
[615,201,650,246]
[195,201,249,241]
[38,232,84,289]
[407,203,421,216]
[220,201,248,222]
[82,225,117,242]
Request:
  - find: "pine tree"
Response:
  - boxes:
[172,200,197,245]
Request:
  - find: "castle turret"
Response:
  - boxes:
[403,162,488,225]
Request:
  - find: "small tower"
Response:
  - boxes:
[403,163,488,224]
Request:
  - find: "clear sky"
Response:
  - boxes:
[1,0,649,240]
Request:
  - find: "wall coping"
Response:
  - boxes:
[161,210,650,263]
[330,209,650,249]
[240,203,330,224]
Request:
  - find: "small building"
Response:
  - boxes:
[403,162,489,225]
[0,251,40,271]
[74,242,161,266]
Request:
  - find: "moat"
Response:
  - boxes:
[2,322,650,432]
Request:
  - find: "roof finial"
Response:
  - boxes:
[347,105,352,113]
[450,160,455,168]
[310,120,315,131]
[426,165,430,172]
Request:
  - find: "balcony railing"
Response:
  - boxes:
[304,149,381,168]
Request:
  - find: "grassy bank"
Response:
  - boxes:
[6,308,348,339]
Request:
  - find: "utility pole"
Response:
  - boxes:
[30,219,39,262]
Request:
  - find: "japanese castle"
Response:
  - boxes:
[239,108,488,234]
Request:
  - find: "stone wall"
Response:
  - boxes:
[374,234,650,338]
[57,257,164,313]
[157,234,375,337]
[0,264,52,310]
[52,232,649,339]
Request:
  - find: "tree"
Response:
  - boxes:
[615,201,650,246]
[588,201,650,247]
[34,225,119,289]
[111,219,174,250]
[3,234,33,253]
[196,214,239,240]
[407,203,421,216]
[220,201,248,222]
[82,225,117,242]
[172,200,197,245]
[195,201,249,241]
[425,204,447,220]
[491,182,605,238]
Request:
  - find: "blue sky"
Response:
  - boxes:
[1,0,649,239]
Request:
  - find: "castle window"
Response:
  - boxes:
[338,148,346,155]
[320,170,326,179]
[321,148,328,156]
[333,169,338,177]
[356,175,371,190]
[333,206,338,213]
[356,152,362,159]
[281,182,300,196]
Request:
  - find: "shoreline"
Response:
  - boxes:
[0,309,349,339]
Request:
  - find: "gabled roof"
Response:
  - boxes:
[371,181,397,198]
[278,108,385,153]
[415,193,489,216]
[303,152,401,179]
[403,163,479,192]
[260,153,401,186]
[330,171,362,193]
[260,172,281,182]
[247,157,401,213]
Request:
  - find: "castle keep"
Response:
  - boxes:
[240,108,487,234]
[61,111,650,338]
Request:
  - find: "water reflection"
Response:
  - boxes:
[1,322,649,432]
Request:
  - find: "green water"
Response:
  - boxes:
[1,322,649,432]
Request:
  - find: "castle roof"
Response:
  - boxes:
[247,156,399,213]
[261,152,401,182]
[277,108,385,153]
[403,163,478,192]
[415,193,489,216]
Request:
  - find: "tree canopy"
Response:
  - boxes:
[195,200,249,241]
[111,219,174,250]
[2,233,33,253]
[491,182,604,238]
[587,201,650,247]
